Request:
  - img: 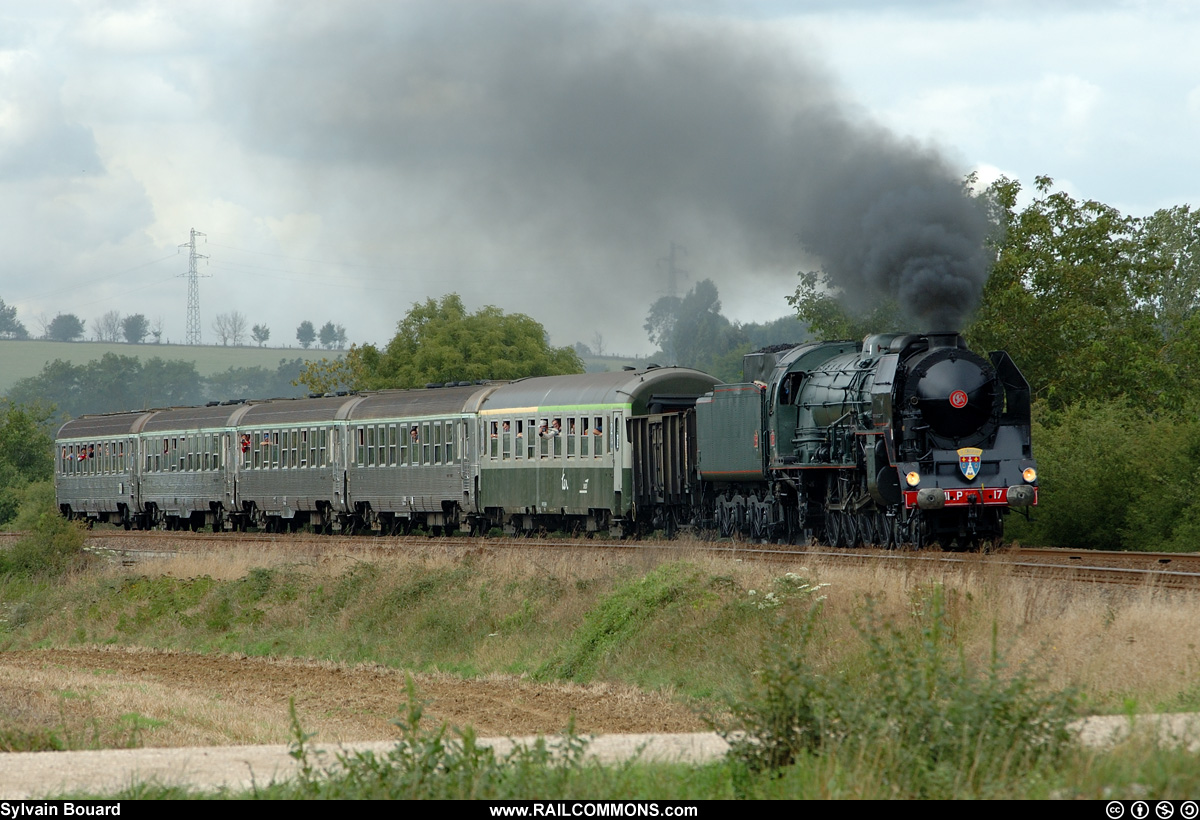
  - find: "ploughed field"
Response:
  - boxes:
[0,646,706,748]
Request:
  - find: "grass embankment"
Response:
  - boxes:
[3,518,1200,798]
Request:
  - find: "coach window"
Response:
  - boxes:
[566,418,577,458]
[593,418,604,458]
[422,423,431,464]
[490,420,499,459]
[433,421,443,464]
[445,421,455,462]
[271,432,281,469]
[501,420,511,460]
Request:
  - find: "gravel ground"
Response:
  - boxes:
[4,715,1200,799]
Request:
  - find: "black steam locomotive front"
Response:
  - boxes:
[890,332,1037,545]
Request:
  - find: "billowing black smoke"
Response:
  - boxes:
[216,1,992,339]
[792,119,993,330]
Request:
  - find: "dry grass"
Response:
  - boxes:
[6,540,1200,752]
[95,542,1200,711]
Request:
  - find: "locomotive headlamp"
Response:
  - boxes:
[1022,467,1037,483]
[905,471,921,487]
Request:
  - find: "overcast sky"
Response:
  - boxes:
[3,0,1198,357]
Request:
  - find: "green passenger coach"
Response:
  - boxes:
[475,367,719,536]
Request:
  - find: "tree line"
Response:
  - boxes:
[5,355,310,420]
[0,303,351,350]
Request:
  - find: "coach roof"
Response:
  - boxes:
[479,367,719,415]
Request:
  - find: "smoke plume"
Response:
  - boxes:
[217,1,991,340]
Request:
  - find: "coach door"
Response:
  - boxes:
[612,411,623,508]
[460,420,472,507]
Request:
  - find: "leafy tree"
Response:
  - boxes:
[964,176,1171,410]
[0,401,54,527]
[318,321,339,349]
[0,299,28,340]
[643,295,682,361]
[122,314,149,344]
[46,313,85,342]
[667,280,749,373]
[298,294,582,391]
[788,270,903,342]
[296,320,316,349]
[292,355,356,395]
[206,359,308,400]
[740,315,810,350]
[251,323,271,347]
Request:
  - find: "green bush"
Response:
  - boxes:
[719,585,1078,798]
[0,499,87,579]
[282,681,589,800]
[1014,399,1200,551]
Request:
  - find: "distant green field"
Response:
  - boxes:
[0,341,331,396]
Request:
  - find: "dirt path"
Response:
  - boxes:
[0,646,708,748]
[0,646,718,798]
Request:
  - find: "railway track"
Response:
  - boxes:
[43,528,1200,591]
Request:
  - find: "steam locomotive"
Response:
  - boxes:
[647,331,1038,549]
[55,332,1036,549]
